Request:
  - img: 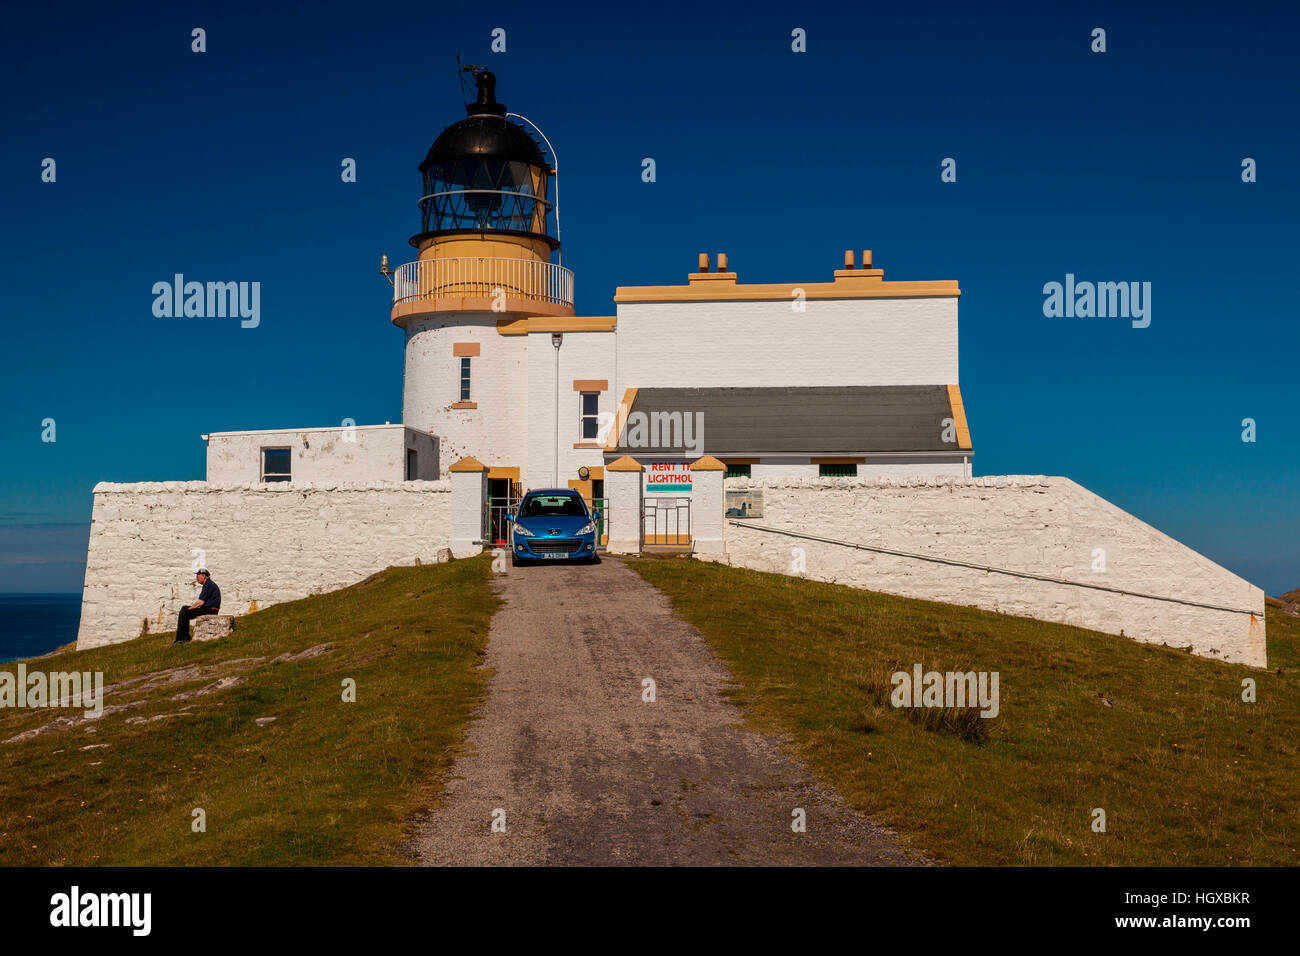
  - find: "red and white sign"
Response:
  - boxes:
[645,461,692,493]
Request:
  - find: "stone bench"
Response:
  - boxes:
[193,615,235,642]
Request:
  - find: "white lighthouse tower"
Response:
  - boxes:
[389,69,574,497]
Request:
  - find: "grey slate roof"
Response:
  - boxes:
[610,386,962,456]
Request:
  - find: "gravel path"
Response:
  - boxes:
[415,555,921,866]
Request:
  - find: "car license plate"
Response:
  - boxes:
[542,552,568,559]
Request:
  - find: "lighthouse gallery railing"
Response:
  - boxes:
[392,257,574,309]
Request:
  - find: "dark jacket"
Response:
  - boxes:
[198,579,221,610]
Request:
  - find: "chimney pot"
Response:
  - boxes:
[698,253,710,273]
[844,250,855,269]
[717,253,728,272]
[862,249,873,269]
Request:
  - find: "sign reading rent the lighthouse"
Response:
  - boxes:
[645,461,691,493]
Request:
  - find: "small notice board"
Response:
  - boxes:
[725,488,763,518]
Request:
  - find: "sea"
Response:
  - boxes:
[0,594,81,663]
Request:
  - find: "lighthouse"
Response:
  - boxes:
[75,65,1266,670]
[390,69,575,489]
[381,67,978,501]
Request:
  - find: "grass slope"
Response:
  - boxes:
[631,557,1299,866]
[0,558,496,866]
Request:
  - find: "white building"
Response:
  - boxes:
[205,69,973,507]
[74,69,1265,668]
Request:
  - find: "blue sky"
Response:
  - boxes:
[1,0,1296,594]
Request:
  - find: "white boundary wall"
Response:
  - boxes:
[77,480,454,649]
[719,476,1266,667]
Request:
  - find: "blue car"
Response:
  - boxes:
[509,489,600,565]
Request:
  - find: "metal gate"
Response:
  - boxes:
[484,496,518,549]
[642,496,691,547]
[584,497,608,546]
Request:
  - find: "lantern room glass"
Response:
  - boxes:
[420,158,550,237]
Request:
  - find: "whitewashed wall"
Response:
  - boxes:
[524,328,615,490]
[403,313,529,475]
[853,458,968,478]
[604,467,643,554]
[206,425,436,483]
[719,476,1267,667]
[78,480,454,649]
[616,297,959,389]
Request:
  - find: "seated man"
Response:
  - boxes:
[174,569,221,644]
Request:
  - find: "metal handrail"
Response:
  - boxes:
[392,257,574,308]
[507,111,562,266]
[728,522,1261,615]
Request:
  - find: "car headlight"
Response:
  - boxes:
[576,521,596,535]
[512,524,535,537]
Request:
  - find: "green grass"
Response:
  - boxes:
[0,558,496,866]
[629,556,1300,866]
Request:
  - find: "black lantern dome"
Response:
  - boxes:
[413,71,558,249]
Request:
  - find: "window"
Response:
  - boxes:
[262,447,291,482]
[724,463,751,478]
[519,493,588,518]
[819,463,857,478]
[459,357,472,401]
[579,392,600,440]
[406,448,418,481]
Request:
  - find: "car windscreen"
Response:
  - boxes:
[519,495,588,518]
